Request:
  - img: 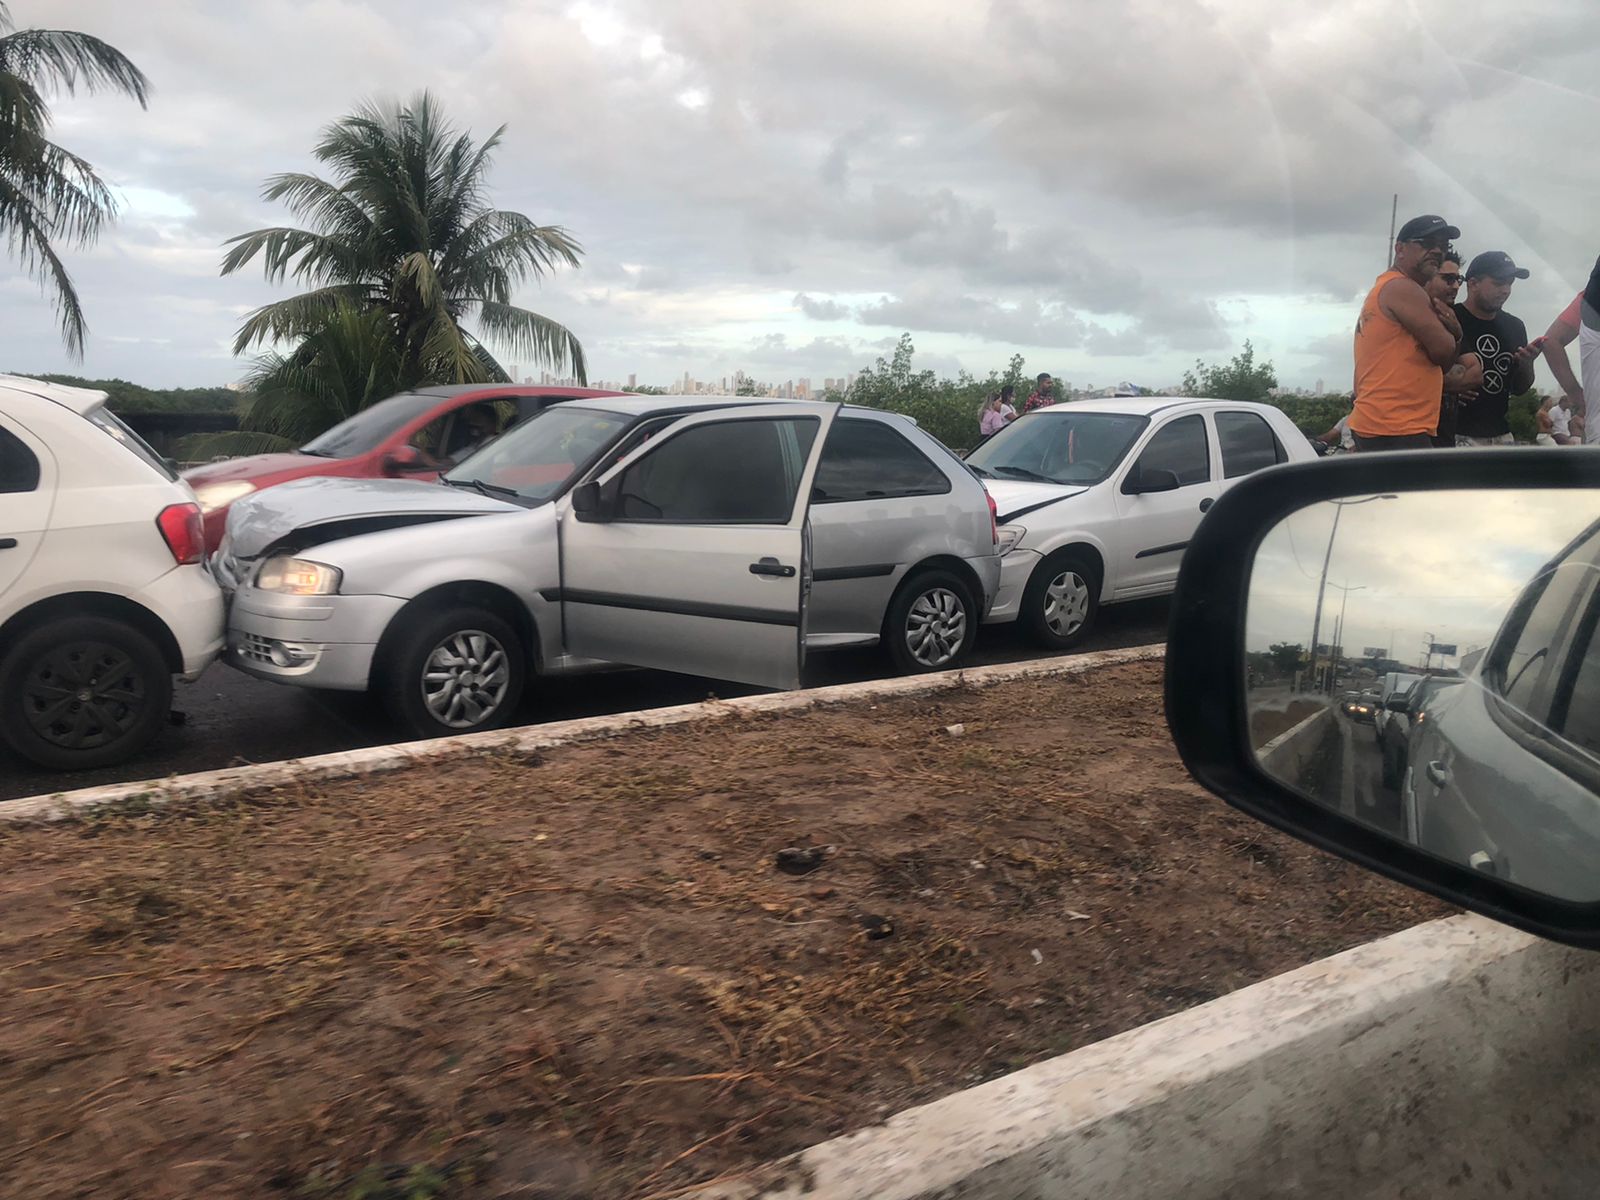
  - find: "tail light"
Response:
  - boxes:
[985,489,999,547]
[156,503,205,566]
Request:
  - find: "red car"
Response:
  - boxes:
[182,384,624,551]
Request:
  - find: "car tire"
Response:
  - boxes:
[1021,551,1101,651]
[0,616,173,771]
[882,569,978,675]
[378,605,527,740]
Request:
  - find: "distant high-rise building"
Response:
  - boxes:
[1316,378,1325,395]
[627,373,637,389]
[508,364,520,382]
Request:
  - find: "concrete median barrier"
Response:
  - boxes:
[1257,702,1335,789]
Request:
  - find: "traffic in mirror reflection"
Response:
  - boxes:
[1245,490,1600,904]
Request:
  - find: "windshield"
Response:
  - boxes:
[300,392,441,458]
[444,405,630,502]
[965,410,1149,486]
[89,406,177,481]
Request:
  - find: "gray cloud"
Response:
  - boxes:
[3,0,1596,395]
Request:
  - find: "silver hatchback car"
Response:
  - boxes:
[215,397,1001,739]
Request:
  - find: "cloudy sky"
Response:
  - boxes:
[4,0,1599,390]
[1247,490,1598,668]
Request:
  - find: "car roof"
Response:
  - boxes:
[0,374,108,415]
[562,394,893,420]
[409,384,627,399]
[1022,397,1286,418]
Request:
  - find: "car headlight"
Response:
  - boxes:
[192,479,257,515]
[255,556,342,596]
[995,525,1027,555]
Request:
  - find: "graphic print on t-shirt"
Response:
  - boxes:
[1474,331,1512,397]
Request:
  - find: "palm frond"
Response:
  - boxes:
[0,171,87,356]
[473,301,587,383]
[0,27,149,107]
[220,225,366,284]
[231,284,373,353]
[261,172,373,244]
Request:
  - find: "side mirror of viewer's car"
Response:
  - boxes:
[1164,449,1600,949]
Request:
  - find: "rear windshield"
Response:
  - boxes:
[300,392,441,458]
[88,407,177,481]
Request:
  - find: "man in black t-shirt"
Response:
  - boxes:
[1453,251,1538,446]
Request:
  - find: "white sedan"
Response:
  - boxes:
[967,398,1318,648]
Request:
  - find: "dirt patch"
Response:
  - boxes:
[1250,698,1327,748]
[0,661,1446,1199]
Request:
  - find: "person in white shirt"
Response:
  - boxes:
[1550,395,1577,444]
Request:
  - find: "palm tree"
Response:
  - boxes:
[179,301,410,460]
[221,92,587,385]
[0,2,149,356]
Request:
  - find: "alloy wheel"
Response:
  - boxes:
[905,588,968,667]
[421,629,511,729]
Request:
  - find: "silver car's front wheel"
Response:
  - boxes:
[380,605,527,740]
[905,587,969,668]
[421,630,512,728]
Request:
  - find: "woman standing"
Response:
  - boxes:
[979,385,1018,437]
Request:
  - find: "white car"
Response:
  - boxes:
[0,376,225,770]
[967,398,1318,647]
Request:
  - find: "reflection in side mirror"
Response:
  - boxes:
[570,480,603,517]
[1245,488,1600,904]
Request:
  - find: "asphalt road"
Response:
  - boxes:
[1297,708,1405,839]
[0,597,1171,802]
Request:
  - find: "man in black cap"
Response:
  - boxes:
[1349,214,1465,451]
[1452,251,1539,447]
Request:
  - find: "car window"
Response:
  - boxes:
[1133,414,1210,486]
[1490,559,1598,722]
[964,411,1148,485]
[0,424,41,493]
[617,417,819,523]
[446,406,629,503]
[813,418,949,503]
[87,407,178,481]
[299,392,442,458]
[1215,411,1287,479]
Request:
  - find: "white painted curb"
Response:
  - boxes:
[3,644,1165,822]
[694,913,1600,1199]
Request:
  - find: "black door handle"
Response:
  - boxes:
[0,538,16,550]
[749,558,796,578]
[1198,498,1214,513]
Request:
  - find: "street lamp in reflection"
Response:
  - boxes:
[1307,495,1397,696]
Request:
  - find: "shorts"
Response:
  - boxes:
[1351,432,1435,453]
[1454,433,1515,447]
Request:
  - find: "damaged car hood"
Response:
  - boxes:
[223,476,519,558]
[981,479,1091,524]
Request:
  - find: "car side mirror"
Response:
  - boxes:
[570,480,606,520]
[1164,450,1600,949]
[382,445,429,475]
[1125,465,1181,495]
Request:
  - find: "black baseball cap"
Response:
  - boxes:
[1466,250,1530,281]
[1396,214,1461,242]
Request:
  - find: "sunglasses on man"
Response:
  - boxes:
[1436,272,1462,286]
[1406,234,1452,251]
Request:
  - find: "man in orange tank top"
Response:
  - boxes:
[1349,214,1466,452]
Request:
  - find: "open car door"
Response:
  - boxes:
[556,403,838,689]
